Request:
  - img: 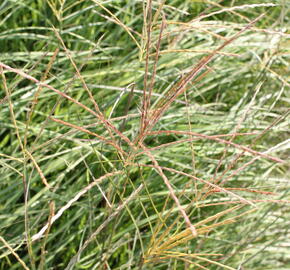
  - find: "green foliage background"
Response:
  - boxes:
[0,1,289,269]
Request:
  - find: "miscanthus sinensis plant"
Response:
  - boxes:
[0,1,289,269]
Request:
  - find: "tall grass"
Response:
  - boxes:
[0,1,289,269]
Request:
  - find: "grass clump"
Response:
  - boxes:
[0,1,289,269]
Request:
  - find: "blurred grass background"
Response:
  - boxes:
[0,0,289,269]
